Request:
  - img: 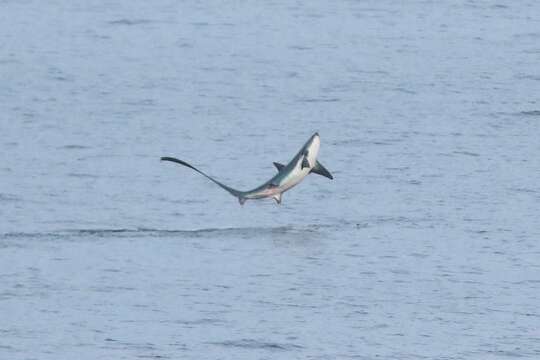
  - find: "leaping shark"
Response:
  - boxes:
[161,132,333,205]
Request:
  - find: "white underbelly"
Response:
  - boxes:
[279,167,310,192]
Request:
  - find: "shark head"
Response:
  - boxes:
[301,132,321,167]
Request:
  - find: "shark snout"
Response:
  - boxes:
[308,132,320,145]
[310,132,321,146]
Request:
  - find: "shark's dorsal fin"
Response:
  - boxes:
[310,160,333,179]
[273,162,285,172]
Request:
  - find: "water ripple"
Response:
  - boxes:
[210,339,303,351]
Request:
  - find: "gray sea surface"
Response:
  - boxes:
[1,1,540,359]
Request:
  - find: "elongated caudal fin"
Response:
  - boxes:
[160,157,243,198]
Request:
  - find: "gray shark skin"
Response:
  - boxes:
[161,132,333,205]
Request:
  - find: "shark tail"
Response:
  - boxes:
[160,157,245,200]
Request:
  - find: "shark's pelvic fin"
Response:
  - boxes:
[301,157,310,169]
[273,193,282,204]
[273,162,285,172]
[310,160,333,180]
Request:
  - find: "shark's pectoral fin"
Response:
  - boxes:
[310,160,333,179]
[301,157,310,169]
[239,197,247,206]
[273,193,282,204]
[273,162,285,172]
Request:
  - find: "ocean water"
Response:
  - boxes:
[1,1,540,359]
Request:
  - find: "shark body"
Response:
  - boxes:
[161,132,332,205]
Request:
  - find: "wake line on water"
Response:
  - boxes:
[1,224,334,240]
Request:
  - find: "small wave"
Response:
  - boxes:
[509,187,538,194]
[486,350,528,358]
[162,318,225,326]
[513,32,540,39]
[288,45,313,51]
[59,144,90,150]
[514,73,540,81]
[67,173,99,179]
[108,19,153,26]
[0,58,19,65]
[0,193,21,202]
[453,150,480,157]
[122,99,156,106]
[332,138,404,147]
[210,339,303,351]
[518,110,540,116]
[297,97,340,103]
[392,87,416,95]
